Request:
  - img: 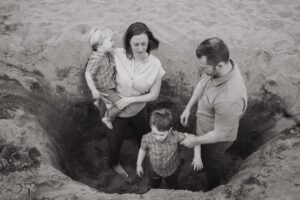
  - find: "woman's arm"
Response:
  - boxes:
[115,77,162,110]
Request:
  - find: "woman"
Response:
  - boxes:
[106,22,165,177]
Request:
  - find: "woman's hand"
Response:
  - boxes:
[115,97,134,110]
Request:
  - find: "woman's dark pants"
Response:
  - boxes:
[106,108,150,167]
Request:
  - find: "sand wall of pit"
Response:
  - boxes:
[1,0,300,199]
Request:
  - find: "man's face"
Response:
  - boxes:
[198,56,218,77]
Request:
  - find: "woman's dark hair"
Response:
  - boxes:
[123,22,159,59]
[196,37,229,66]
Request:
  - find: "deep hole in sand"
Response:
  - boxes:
[62,101,244,194]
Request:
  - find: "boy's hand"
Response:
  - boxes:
[136,165,144,177]
[92,90,108,100]
[180,108,190,127]
[192,156,204,171]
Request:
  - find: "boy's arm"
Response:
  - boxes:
[192,145,203,171]
[136,148,146,176]
[180,80,204,126]
[137,148,146,166]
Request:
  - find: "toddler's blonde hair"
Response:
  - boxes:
[89,28,113,51]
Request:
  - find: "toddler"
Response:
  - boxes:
[136,108,186,189]
[85,28,122,129]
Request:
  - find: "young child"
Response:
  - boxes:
[85,28,122,130]
[136,108,187,189]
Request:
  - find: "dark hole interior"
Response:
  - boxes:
[64,100,244,194]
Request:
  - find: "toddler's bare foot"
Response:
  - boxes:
[102,117,113,129]
[113,163,128,177]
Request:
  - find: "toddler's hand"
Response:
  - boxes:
[92,90,109,103]
[136,165,144,177]
[191,156,203,171]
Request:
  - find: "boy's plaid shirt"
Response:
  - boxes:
[141,130,185,177]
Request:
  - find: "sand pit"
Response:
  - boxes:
[1,0,300,199]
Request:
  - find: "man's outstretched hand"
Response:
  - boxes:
[180,133,198,148]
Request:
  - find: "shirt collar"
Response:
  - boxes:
[211,59,236,86]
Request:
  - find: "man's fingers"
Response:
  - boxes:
[181,117,187,127]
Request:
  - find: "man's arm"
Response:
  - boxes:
[180,80,205,126]
[181,102,243,147]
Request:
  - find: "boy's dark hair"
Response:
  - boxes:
[123,22,159,59]
[196,37,229,66]
[150,108,173,131]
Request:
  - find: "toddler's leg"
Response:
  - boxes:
[165,167,180,189]
[149,170,162,188]
[101,91,121,129]
[106,106,122,121]
[102,111,113,129]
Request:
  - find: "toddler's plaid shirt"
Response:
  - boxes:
[86,51,116,91]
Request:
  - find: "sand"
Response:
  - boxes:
[1,0,300,199]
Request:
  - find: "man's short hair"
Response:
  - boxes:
[196,37,229,66]
[150,108,173,131]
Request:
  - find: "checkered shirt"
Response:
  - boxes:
[86,51,116,91]
[141,130,186,177]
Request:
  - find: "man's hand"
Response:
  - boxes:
[180,108,190,127]
[115,97,134,110]
[180,133,198,148]
[136,165,144,177]
[191,155,204,171]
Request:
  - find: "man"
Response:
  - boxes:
[180,37,247,191]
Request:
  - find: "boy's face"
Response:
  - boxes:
[151,125,169,141]
[101,35,115,52]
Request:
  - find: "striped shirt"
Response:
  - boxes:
[141,130,186,177]
[86,51,116,91]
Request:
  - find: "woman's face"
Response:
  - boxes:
[129,33,149,59]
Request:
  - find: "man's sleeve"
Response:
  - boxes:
[214,102,244,141]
